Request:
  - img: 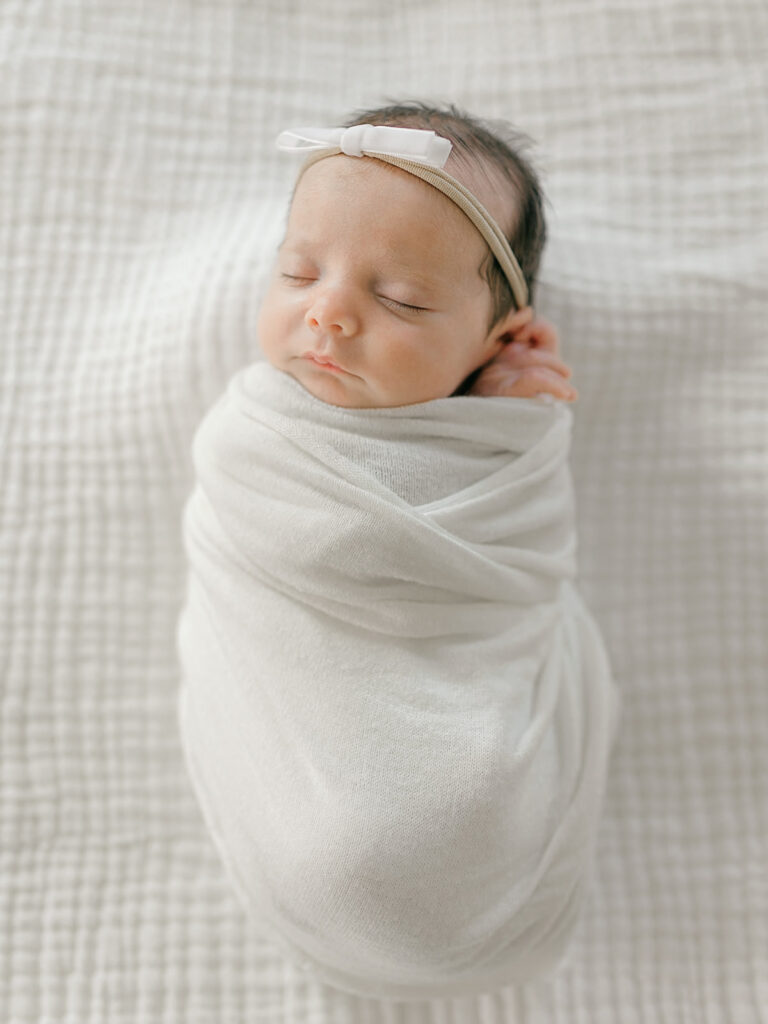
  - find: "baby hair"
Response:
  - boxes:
[342,100,548,329]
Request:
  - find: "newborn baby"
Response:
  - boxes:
[260,106,577,410]
[176,102,620,1001]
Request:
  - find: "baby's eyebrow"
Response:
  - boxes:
[373,256,443,289]
[279,236,318,253]
[381,270,443,298]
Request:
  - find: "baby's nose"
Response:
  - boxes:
[305,291,358,336]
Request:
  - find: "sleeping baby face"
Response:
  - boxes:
[257,155,514,408]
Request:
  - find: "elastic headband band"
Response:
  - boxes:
[276,126,529,310]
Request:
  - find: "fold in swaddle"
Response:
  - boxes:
[176,361,620,1000]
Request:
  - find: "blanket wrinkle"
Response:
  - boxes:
[177,361,619,999]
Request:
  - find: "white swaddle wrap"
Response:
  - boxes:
[176,360,620,1000]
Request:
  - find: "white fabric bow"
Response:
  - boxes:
[276,124,452,168]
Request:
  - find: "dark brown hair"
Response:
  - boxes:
[342,100,548,328]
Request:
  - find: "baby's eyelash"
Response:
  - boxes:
[380,296,427,314]
[280,275,426,313]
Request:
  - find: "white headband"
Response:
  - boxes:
[276,125,529,310]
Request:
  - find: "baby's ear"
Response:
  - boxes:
[492,305,534,345]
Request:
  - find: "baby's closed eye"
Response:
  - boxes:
[378,295,429,313]
[281,273,315,283]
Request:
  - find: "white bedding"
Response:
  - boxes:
[2,1,766,1021]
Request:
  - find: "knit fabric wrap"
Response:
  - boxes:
[176,362,620,1000]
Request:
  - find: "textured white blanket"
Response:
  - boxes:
[3,1,767,1021]
[177,362,619,999]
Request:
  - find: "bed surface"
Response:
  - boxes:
[1,1,766,1020]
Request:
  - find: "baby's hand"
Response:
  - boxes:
[469,315,578,402]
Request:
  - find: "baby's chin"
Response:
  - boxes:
[282,359,380,408]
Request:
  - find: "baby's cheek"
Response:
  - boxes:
[257,299,290,367]
[381,348,453,404]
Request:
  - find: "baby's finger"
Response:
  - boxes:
[514,367,578,400]
[502,342,573,377]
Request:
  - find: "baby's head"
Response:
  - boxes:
[258,101,547,408]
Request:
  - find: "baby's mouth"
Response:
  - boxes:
[302,351,350,374]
